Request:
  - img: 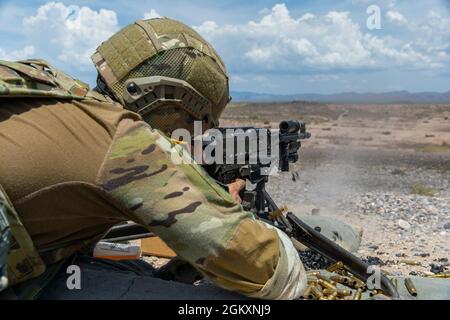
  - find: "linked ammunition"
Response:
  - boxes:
[269,205,288,220]
[404,278,418,297]
[327,261,344,273]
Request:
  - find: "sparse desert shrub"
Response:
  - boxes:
[381,131,391,135]
[410,183,437,197]
[420,144,450,153]
[437,162,450,173]
[390,168,406,175]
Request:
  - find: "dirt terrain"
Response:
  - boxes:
[220,102,450,276]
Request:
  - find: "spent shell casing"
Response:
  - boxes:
[399,259,421,266]
[307,271,320,277]
[330,275,351,284]
[310,285,324,299]
[428,273,450,278]
[354,279,367,289]
[353,289,363,300]
[317,273,332,282]
[337,269,349,276]
[307,277,319,284]
[323,288,337,296]
[369,290,379,297]
[317,274,337,286]
[404,278,418,297]
[371,294,391,300]
[345,276,365,289]
[328,292,338,300]
[318,279,337,290]
[336,289,352,297]
[301,284,315,300]
[326,261,344,273]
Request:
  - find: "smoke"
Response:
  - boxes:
[266,149,364,214]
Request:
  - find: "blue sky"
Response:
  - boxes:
[1,0,449,94]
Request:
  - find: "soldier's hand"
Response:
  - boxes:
[226,178,246,203]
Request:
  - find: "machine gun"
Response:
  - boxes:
[201,120,310,222]
[104,120,399,298]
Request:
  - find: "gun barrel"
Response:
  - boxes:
[279,120,300,133]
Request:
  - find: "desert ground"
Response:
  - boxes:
[219,102,450,277]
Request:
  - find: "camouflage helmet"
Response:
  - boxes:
[91,17,230,134]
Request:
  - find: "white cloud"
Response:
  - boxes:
[230,74,248,84]
[23,2,119,68]
[386,10,408,26]
[143,9,162,20]
[0,45,35,60]
[194,3,449,72]
[302,74,340,83]
[351,0,396,8]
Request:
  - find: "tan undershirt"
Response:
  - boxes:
[0,97,140,253]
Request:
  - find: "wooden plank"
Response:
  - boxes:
[141,237,176,258]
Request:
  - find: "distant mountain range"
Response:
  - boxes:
[231,90,450,103]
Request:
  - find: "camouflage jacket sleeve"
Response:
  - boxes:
[96,119,307,299]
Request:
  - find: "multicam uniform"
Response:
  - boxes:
[0,59,307,299]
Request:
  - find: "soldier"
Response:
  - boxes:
[0,17,307,299]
